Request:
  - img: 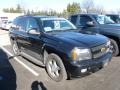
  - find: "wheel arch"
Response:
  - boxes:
[105,35,120,45]
[42,45,67,66]
[105,35,120,55]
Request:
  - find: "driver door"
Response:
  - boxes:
[25,18,43,61]
[78,15,99,33]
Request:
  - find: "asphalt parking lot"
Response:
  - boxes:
[0,30,120,90]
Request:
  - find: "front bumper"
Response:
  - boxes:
[66,52,112,77]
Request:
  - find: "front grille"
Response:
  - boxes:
[91,43,108,59]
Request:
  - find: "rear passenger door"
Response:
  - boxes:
[14,17,28,51]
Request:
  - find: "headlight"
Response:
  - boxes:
[71,47,92,61]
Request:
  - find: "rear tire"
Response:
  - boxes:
[12,41,20,56]
[110,39,119,56]
[46,53,67,82]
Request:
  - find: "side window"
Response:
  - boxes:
[79,16,93,26]
[26,18,39,31]
[11,18,19,29]
[70,15,78,25]
[17,17,27,31]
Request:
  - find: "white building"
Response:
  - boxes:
[0,12,24,29]
[0,12,24,21]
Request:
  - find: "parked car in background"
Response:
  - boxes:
[0,17,8,30]
[69,14,120,56]
[9,15,112,82]
[0,20,12,30]
[106,14,120,23]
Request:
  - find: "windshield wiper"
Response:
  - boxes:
[105,22,115,24]
[45,29,77,33]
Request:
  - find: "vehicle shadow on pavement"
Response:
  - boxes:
[31,81,47,90]
[0,48,16,90]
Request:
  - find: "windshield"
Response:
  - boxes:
[107,15,120,23]
[94,15,115,24]
[41,18,77,32]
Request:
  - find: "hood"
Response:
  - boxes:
[52,31,108,48]
[100,24,120,30]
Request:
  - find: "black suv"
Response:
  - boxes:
[9,15,112,82]
[69,14,120,56]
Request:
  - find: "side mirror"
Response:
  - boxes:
[86,21,94,27]
[28,29,40,35]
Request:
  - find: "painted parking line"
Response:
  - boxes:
[0,46,39,76]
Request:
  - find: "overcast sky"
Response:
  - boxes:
[0,0,120,12]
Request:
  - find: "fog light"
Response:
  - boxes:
[81,68,87,73]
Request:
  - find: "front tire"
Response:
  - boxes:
[46,54,67,82]
[110,39,119,56]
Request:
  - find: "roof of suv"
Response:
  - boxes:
[106,14,119,16]
[18,15,58,19]
[71,13,98,16]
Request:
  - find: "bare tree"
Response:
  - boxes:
[82,0,95,13]
[82,0,106,14]
[117,8,120,15]
[95,5,106,14]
